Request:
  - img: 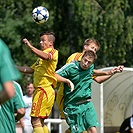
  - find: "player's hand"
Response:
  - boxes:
[110,65,124,74]
[114,65,124,73]
[117,65,124,72]
[66,79,74,92]
[23,38,32,48]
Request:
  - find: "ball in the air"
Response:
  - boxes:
[32,6,49,24]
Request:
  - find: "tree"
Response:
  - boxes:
[0,0,133,89]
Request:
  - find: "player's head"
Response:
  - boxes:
[40,31,55,50]
[83,38,100,54]
[80,50,97,70]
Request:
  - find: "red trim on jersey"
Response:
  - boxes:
[35,87,48,116]
[48,48,56,59]
[38,116,48,119]
[74,53,83,60]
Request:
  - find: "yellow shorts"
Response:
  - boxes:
[30,86,55,118]
[56,83,65,119]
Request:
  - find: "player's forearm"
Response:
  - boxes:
[23,38,49,60]
[93,69,113,76]
[0,82,15,105]
[93,65,124,77]
[16,66,34,74]
[55,73,68,83]
[55,73,74,91]
[0,90,11,105]
[15,108,25,122]
[94,75,113,84]
[93,66,124,83]
[30,46,49,60]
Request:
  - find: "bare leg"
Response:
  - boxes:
[31,117,44,133]
[65,128,71,133]
[31,117,42,128]
[41,119,50,133]
[86,127,97,133]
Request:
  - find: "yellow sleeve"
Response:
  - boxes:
[66,53,75,64]
[66,53,81,64]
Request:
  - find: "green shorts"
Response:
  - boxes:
[63,102,99,133]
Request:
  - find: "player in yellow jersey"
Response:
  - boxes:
[56,38,124,133]
[17,32,58,133]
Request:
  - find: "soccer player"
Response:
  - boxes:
[1,81,26,133]
[56,38,122,118]
[0,39,21,104]
[55,50,124,133]
[56,38,100,120]
[17,31,58,133]
[0,39,24,133]
[56,38,124,133]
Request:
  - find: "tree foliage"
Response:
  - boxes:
[0,0,133,89]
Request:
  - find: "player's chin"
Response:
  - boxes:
[81,66,88,70]
[83,68,88,70]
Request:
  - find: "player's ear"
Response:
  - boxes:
[49,41,53,46]
[84,45,87,50]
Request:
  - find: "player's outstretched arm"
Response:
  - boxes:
[93,69,113,76]
[23,38,50,60]
[55,73,74,92]
[93,65,124,84]
[114,65,124,73]
[16,66,34,74]
[93,65,124,76]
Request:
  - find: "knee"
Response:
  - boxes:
[31,117,42,128]
[87,127,97,133]
[65,128,71,133]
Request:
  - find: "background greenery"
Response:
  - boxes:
[0,0,133,92]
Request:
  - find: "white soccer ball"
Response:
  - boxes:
[32,6,49,24]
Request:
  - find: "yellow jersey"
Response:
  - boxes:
[31,48,58,88]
